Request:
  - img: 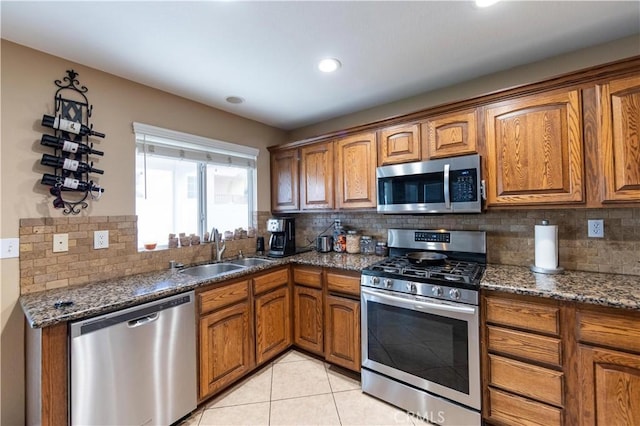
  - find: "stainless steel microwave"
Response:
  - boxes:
[377,154,484,214]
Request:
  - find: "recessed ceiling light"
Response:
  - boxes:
[475,0,500,7]
[318,58,341,73]
[225,96,244,104]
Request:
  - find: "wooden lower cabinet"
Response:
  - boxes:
[255,285,291,365]
[199,300,253,400]
[293,285,324,354]
[325,294,360,371]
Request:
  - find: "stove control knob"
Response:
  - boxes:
[372,277,380,286]
[383,279,393,289]
[406,283,417,293]
[432,286,443,297]
[449,288,461,300]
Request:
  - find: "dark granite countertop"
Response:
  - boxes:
[482,264,640,311]
[20,252,383,329]
[20,254,640,329]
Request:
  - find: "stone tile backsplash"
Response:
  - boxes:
[293,208,640,276]
[18,208,640,294]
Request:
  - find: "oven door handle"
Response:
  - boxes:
[362,288,476,316]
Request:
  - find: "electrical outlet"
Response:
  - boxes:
[53,234,69,252]
[0,238,20,259]
[588,219,604,238]
[94,230,109,249]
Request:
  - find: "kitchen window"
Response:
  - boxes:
[134,123,258,250]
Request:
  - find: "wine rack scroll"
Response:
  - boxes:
[40,69,106,215]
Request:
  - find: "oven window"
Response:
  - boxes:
[367,301,469,394]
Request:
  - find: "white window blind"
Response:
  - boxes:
[133,122,258,167]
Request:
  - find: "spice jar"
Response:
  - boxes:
[346,230,361,254]
[375,241,388,256]
[360,235,375,254]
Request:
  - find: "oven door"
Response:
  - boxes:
[361,287,480,410]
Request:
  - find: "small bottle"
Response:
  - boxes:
[375,241,388,257]
[41,153,104,174]
[42,115,105,138]
[346,230,361,254]
[40,134,104,156]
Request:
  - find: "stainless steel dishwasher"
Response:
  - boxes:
[70,291,196,426]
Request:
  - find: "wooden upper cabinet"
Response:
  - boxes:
[300,141,334,210]
[377,123,421,165]
[335,132,377,209]
[484,89,584,206]
[598,75,640,203]
[423,109,478,159]
[270,148,299,212]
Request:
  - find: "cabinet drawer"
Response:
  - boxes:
[485,296,560,336]
[577,309,640,353]
[253,267,289,295]
[487,387,563,426]
[293,266,323,289]
[489,354,564,407]
[199,280,249,315]
[488,325,562,367]
[326,271,360,297]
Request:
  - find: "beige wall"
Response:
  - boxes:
[289,35,640,141]
[0,40,286,425]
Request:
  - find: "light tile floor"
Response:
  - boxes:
[180,349,427,426]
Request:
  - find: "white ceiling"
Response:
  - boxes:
[2,1,639,130]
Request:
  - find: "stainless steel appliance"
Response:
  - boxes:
[361,229,486,426]
[316,235,332,252]
[70,291,196,426]
[267,217,296,257]
[376,154,484,214]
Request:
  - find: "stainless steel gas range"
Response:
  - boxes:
[361,229,486,426]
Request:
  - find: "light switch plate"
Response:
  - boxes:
[0,238,20,259]
[53,234,69,252]
[94,230,109,249]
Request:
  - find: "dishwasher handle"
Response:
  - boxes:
[127,312,159,328]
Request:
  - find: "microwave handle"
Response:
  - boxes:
[444,163,451,209]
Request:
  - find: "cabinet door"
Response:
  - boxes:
[578,345,640,425]
[293,286,324,355]
[300,141,334,210]
[255,286,291,365]
[377,123,421,165]
[599,75,640,203]
[199,301,253,399]
[484,90,584,205]
[325,295,360,371]
[335,132,377,209]
[423,109,477,159]
[271,148,299,212]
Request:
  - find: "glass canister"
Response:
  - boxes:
[333,223,346,252]
[360,235,375,254]
[346,230,361,254]
[375,241,388,256]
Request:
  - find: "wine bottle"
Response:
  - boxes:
[41,173,105,193]
[40,134,104,156]
[41,115,105,138]
[40,153,104,175]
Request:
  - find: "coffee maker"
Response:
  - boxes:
[267,217,296,257]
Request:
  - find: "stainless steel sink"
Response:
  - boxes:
[180,263,245,278]
[225,257,275,267]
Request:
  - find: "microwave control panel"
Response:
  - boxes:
[450,168,478,202]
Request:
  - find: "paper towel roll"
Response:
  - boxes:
[534,224,558,270]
